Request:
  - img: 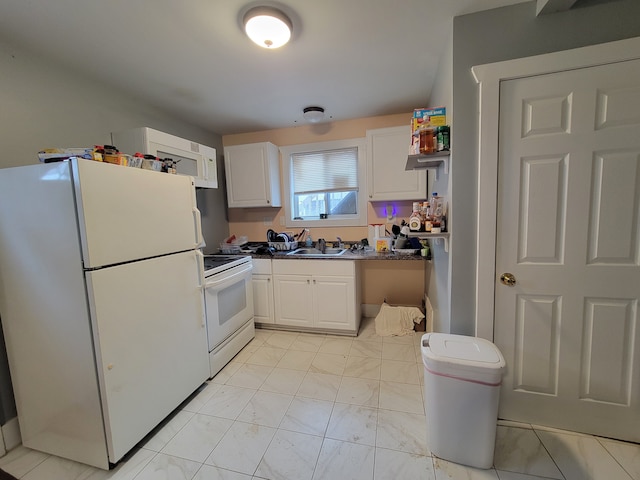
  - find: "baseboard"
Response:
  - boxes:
[1,417,20,454]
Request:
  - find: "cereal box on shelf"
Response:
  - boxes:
[412,107,447,133]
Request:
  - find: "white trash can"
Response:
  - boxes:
[421,332,506,469]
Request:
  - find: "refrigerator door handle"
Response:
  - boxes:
[195,250,205,289]
[193,207,204,248]
[195,250,206,327]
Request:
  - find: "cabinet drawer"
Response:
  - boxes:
[272,259,354,276]
[251,258,272,275]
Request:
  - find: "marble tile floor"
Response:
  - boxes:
[1,318,638,480]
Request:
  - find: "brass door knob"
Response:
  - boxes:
[500,273,516,286]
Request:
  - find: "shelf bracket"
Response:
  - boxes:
[405,153,450,180]
[432,236,449,252]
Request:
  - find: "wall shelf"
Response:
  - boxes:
[411,232,450,252]
[405,151,450,180]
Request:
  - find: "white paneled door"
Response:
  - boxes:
[494,59,640,442]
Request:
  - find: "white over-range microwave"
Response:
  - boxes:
[111,127,218,188]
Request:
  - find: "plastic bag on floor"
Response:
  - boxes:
[374,302,425,336]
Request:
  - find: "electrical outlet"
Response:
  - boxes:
[263,217,272,226]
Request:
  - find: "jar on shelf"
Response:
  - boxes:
[419,127,436,154]
[436,126,450,151]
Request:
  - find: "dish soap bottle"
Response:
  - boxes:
[305,229,313,247]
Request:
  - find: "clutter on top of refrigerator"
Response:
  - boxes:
[38,145,179,174]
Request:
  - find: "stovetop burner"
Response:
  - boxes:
[203,254,251,276]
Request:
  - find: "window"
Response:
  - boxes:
[281,139,367,227]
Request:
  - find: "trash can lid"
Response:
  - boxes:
[421,333,506,384]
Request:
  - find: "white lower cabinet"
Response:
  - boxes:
[272,259,361,335]
[252,258,274,325]
[313,275,356,331]
[272,274,313,328]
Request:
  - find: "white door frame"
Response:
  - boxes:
[472,36,640,341]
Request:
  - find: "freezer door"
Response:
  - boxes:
[85,250,208,463]
[72,159,204,269]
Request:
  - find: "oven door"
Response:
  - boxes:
[204,261,254,351]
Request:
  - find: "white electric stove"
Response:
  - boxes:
[202,255,254,377]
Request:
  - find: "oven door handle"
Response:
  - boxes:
[205,263,253,290]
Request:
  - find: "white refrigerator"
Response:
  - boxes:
[0,159,210,469]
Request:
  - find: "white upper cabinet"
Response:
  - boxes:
[366,125,427,201]
[224,142,281,208]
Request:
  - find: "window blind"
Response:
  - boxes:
[291,147,358,194]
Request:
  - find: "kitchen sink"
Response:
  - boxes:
[286,247,348,257]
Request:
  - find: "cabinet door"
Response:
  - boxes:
[367,125,427,201]
[313,275,356,331]
[252,274,274,324]
[273,274,313,327]
[224,142,281,207]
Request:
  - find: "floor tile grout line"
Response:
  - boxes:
[594,436,636,480]
[531,427,568,480]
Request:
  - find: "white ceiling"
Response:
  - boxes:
[0,0,529,135]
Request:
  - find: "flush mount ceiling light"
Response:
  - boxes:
[243,6,292,49]
[303,106,325,123]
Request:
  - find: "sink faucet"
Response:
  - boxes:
[336,237,344,249]
[317,238,326,253]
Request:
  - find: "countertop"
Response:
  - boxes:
[219,240,429,261]
[241,250,426,261]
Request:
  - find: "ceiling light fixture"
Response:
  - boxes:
[243,6,292,49]
[303,106,325,123]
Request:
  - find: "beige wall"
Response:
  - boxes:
[360,260,426,307]
[222,112,426,307]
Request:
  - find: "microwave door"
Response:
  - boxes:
[156,150,199,177]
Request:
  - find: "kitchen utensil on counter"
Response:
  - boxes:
[256,246,276,256]
[409,237,423,249]
[395,237,409,249]
[391,224,401,237]
[267,229,277,242]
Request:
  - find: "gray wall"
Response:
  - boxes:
[0,38,228,425]
[450,0,640,335]
[425,28,453,333]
